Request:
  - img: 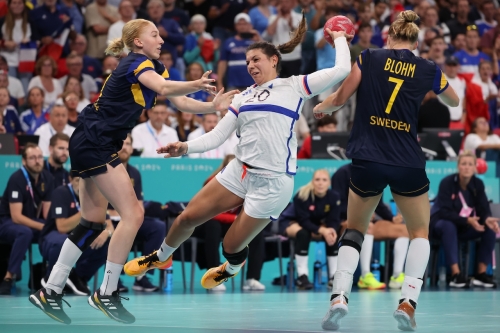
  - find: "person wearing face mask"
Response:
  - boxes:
[430,151,500,288]
[34,104,75,157]
[29,18,237,325]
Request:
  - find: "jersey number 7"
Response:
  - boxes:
[385,77,404,114]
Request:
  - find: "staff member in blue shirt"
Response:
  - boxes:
[44,133,70,188]
[0,144,54,294]
[431,151,499,288]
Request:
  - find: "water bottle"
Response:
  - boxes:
[438,266,446,287]
[164,268,173,292]
[313,260,322,288]
[371,260,381,282]
[286,260,294,289]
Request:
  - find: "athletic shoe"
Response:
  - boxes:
[210,283,227,292]
[29,288,71,324]
[242,279,265,291]
[321,292,348,331]
[357,273,386,290]
[393,299,417,331]
[389,273,405,289]
[67,270,91,296]
[124,251,172,277]
[0,278,13,295]
[296,274,314,290]
[117,279,129,293]
[201,262,238,289]
[132,275,159,292]
[449,273,467,288]
[473,273,496,288]
[88,289,135,324]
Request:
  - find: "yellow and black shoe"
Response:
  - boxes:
[29,288,72,325]
[124,250,172,277]
[88,289,135,324]
[201,262,238,289]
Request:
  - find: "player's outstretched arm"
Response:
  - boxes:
[437,84,460,107]
[157,112,238,158]
[169,88,240,114]
[139,70,216,97]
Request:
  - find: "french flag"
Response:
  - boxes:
[38,19,72,60]
[18,41,37,73]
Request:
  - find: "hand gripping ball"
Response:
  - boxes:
[323,15,355,45]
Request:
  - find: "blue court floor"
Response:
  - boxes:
[1,287,499,333]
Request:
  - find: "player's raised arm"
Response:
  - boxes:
[138,69,216,97]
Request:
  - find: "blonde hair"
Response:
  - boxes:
[458,150,477,165]
[105,19,152,56]
[388,10,420,44]
[297,169,330,202]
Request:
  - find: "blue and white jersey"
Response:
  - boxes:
[475,19,496,36]
[19,108,49,134]
[454,49,490,76]
[220,37,255,88]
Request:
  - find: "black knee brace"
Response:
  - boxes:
[68,218,107,251]
[295,228,311,255]
[222,245,249,265]
[326,243,338,256]
[338,229,364,253]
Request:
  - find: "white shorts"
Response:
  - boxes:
[216,159,294,220]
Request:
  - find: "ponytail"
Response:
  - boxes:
[105,38,126,57]
[388,10,420,44]
[105,19,152,56]
[277,12,307,54]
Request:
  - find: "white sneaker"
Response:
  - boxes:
[242,279,265,291]
[209,283,227,292]
[321,293,348,331]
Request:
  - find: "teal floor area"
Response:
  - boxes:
[1,288,500,333]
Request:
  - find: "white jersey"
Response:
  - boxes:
[187,37,351,175]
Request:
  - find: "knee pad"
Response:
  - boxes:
[295,228,311,255]
[326,243,338,256]
[338,228,364,253]
[68,218,107,251]
[222,245,249,265]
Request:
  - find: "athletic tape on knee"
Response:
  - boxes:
[222,245,249,266]
[68,218,106,251]
[338,229,364,253]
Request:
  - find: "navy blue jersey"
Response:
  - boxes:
[79,52,169,148]
[347,49,448,169]
[292,189,341,234]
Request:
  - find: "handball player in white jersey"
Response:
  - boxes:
[124,15,353,289]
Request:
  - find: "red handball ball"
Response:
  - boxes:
[476,158,488,174]
[323,15,355,45]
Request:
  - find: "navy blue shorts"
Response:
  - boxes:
[349,159,429,198]
[69,126,122,178]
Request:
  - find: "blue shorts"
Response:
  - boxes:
[349,159,429,198]
[69,126,122,178]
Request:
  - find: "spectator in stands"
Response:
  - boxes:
[331,163,409,290]
[217,13,259,92]
[430,150,499,288]
[209,0,251,44]
[474,61,499,128]
[175,111,197,142]
[480,11,500,58]
[59,54,98,101]
[60,76,91,112]
[20,87,47,134]
[475,1,496,37]
[449,33,466,55]
[0,71,19,108]
[298,115,337,159]
[131,104,179,158]
[0,86,21,134]
[188,113,235,158]
[130,0,149,20]
[35,104,75,156]
[0,0,32,88]
[441,56,467,129]
[249,0,277,35]
[185,63,212,103]
[350,23,378,62]
[419,6,451,45]
[85,0,120,60]
[108,134,166,292]
[61,91,80,127]
[265,0,303,78]
[29,0,72,56]
[43,133,70,188]
[0,56,25,105]
[315,7,336,79]
[158,50,182,81]
[295,0,320,75]
[184,14,219,72]
[427,36,448,69]
[147,0,185,67]
[69,34,102,79]
[60,0,84,34]
[163,0,190,32]
[39,174,113,295]
[446,0,472,39]
[454,25,490,76]
[283,169,341,290]
[464,117,500,178]
[0,144,54,295]
[107,0,135,47]
[28,56,63,109]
